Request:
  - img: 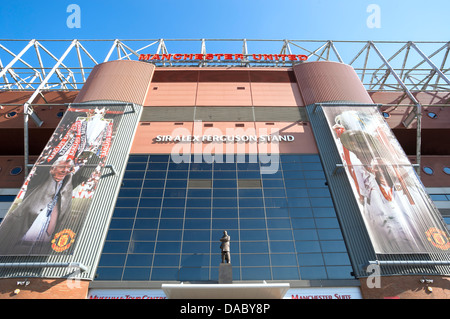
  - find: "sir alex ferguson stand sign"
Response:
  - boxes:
[0,105,124,256]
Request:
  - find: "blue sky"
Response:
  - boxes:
[0,0,448,41]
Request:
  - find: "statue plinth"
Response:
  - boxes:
[219,263,232,284]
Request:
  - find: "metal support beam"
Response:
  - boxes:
[410,42,450,86]
[23,40,77,177]
[369,41,423,177]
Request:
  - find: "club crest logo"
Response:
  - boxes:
[51,229,76,252]
[425,227,450,250]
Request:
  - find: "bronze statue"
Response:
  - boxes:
[220,230,231,263]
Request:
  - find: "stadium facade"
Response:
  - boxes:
[0,39,449,299]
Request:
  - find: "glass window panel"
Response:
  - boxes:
[126,254,153,267]
[143,179,165,188]
[145,171,167,179]
[169,162,189,170]
[291,218,316,229]
[239,198,264,207]
[101,242,129,253]
[241,267,271,280]
[303,171,325,180]
[214,163,236,170]
[264,197,288,208]
[162,198,186,208]
[297,253,324,266]
[240,219,267,229]
[261,170,283,179]
[263,188,286,197]
[307,188,331,198]
[186,208,211,218]
[166,170,188,179]
[237,162,260,171]
[95,267,123,281]
[262,179,284,188]
[130,242,155,253]
[163,188,186,198]
[300,267,327,280]
[181,254,210,267]
[106,230,131,241]
[241,254,270,266]
[188,189,212,197]
[238,171,261,179]
[212,208,238,218]
[131,230,157,241]
[118,188,141,197]
[323,253,351,266]
[160,208,184,218]
[155,242,181,254]
[136,208,160,218]
[139,198,162,207]
[289,208,313,218]
[122,268,151,281]
[213,189,237,197]
[310,198,334,208]
[153,254,180,267]
[306,180,327,188]
[312,207,336,218]
[212,219,238,230]
[326,266,354,279]
[214,180,237,188]
[239,208,265,218]
[266,208,289,217]
[213,198,237,208]
[286,188,308,198]
[267,219,291,229]
[121,179,144,188]
[272,267,299,280]
[300,155,320,162]
[190,163,212,171]
[115,198,139,208]
[183,230,211,241]
[165,180,188,188]
[141,189,164,198]
[240,229,267,241]
[270,241,295,253]
[295,241,322,253]
[241,241,269,253]
[302,162,324,171]
[281,163,303,171]
[148,162,168,170]
[98,254,126,267]
[109,218,134,229]
[239,189,263,197]
[280,154,302,163]
[149,155,169,162]
[124,171,146,179]
[113,208,137,218]
[283,171,305,179]
[292,229,319,241]
[268,230,293,240]
[151,268,179,281]
[179,268,210,281]
[128,155,149,162]
[182,242,210,253]
[158,219,184,230]
[317,229,343,240]
[287,197,311,208]
[214,171,236,179]
[315,218,340,229]
[187,198,211,208]
[184,219,211,229]
[284,179,307,188]
[320,240,347,252]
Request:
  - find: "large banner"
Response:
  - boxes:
[322,106,450,254]
[0,105,124,256]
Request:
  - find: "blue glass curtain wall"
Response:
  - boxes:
[95,154,353,282]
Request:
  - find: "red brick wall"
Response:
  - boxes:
[359,275,450,299]
[0,278,89,299]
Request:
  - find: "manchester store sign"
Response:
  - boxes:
[139,53,308,62]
